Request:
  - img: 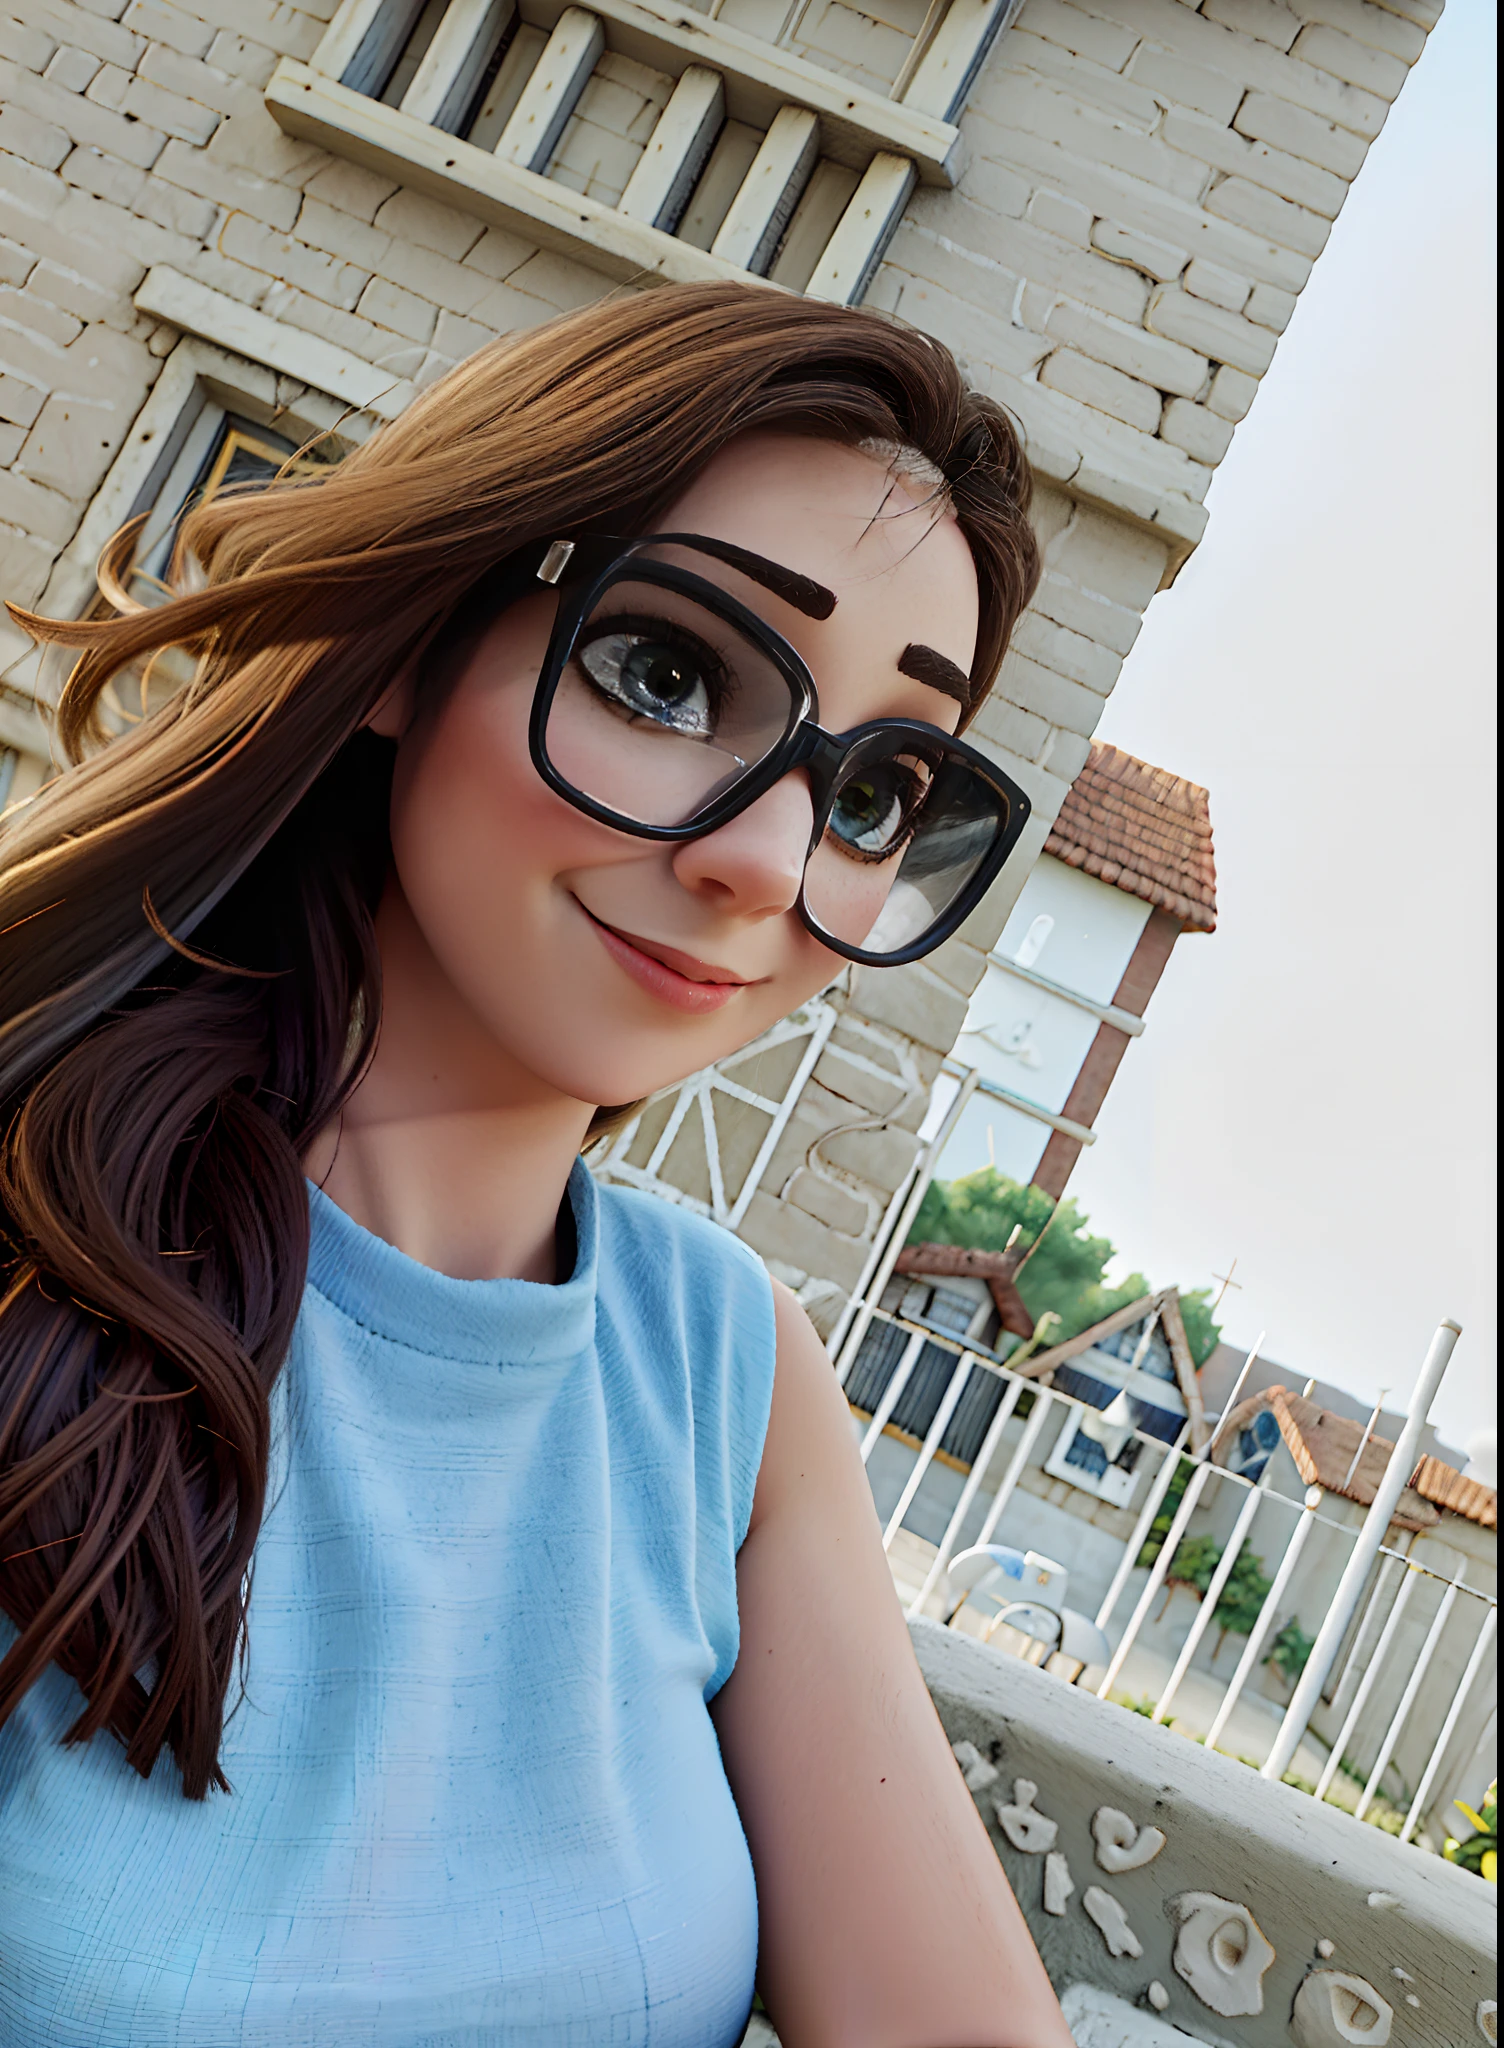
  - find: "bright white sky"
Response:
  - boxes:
[1060,1,1497,1465]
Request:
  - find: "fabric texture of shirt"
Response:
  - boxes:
[0,1162,777,2046]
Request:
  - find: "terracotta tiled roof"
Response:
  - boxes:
[1217,1388,1442,1528]
[1045,742,1217,932]
[1410,1455,1498,1530]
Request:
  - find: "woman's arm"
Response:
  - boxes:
[710,1282,1076,2048]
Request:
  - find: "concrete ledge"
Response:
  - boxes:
[911,1618,1496,2046]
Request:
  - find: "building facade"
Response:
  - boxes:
[0,0,1444,1324]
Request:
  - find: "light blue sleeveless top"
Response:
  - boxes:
[0,1163,776,2045]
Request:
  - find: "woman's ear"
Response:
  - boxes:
[364,662,417,739]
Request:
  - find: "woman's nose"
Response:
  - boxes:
[670,772,813,921]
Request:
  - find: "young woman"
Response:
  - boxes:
[0,282,1075,2047]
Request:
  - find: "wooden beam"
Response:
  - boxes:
[900,0,1022,122]
[519,0,961,183]
[402,0,516,131]
[711,103,817,274]
[804,149,914,305]
[495,5,605,172]
[617,63,724,230]
[268,59,771,287]
[314,0,429,94]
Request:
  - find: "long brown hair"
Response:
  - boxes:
[0,280,1040,1797]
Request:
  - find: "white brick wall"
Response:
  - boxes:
[0,0,1440,1312]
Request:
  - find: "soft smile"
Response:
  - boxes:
[578,905,759,1015]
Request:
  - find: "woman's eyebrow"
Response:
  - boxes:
[897,642,972,704]
[664,534,836,620]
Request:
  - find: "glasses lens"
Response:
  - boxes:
[803,738,1010,959]
[544,570,798,829]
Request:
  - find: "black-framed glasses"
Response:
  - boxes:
[527,533,1031,968]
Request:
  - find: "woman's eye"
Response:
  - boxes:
[828,764,925,860]
[576,627,720,737]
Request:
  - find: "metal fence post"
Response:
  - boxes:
[1261,1318,1460,1784]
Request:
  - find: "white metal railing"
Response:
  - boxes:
[842,1300,1495,1855]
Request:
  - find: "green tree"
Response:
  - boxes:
[909,1169,1222,1361]
[1212,1550,1273,1656]
[1263,1618,1315,1691]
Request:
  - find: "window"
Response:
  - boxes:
[1228,1406,1282,1485]
[266,0,1022,305]
[1044,1411,1142,1508]
[127,413,336,608]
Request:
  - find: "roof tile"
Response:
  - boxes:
[1045,741,1218,931]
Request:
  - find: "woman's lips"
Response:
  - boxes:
[581,907,754,1015]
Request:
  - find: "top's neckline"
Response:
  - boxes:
[303,1158,599,1366]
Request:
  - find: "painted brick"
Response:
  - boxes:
[1049,339,1163,432]
[1013,0,1142,72]
[28,254,139,323]
[1287,0,1427,63]
[1145,283,1276,374]
[895,204,1151,326]
[155,136,300,229]
[1039,727,1093,783]
[259,278,389,362]
[0,282,81,348]
[1011,611,1124,693]
[989,72,1210,204]
[970,690,1051,759]
[1126,45,1244,124]
[44,44,103,92]
[1234,90,1367,177]
[122,0,215,56]
[218,210,371,309]
[1089,219,1187,282]
[382,238,499,318]
[1205,363,1259,421]
[5,60,168,168]
[1183,257,1250,310]
[990,124,1315,292]
[1045,297,1208,398]
[994,649,1110,735]
[1159,395,1235,464]
[60,141,144,205]
[0,104,72,173]
[738,1191,867,1294]
[1050,503,1171,609]
[0,237,35,286]
[1162,107,1350,217]
[0,421,26,465]
[1004,28,1164,131]
[1027,188,1093,246]
[463,225,537,282]
[356,274,436,346]
[294,194,391,270]
[16,385,131,495]
[0,373,47,427]
[1291,21,1408,97]
[953,152,1031,223]
[1201,0,1301,50]
[373,189,485,261]
[889,276,1052,385]
[204,31,278,87]
[135,175,215,238]
[0,15,59,70]
[1032,569,1143,658]
[19,0,143,72]
[1244,279,1296,331]
[120,72,222,145]
[0,462,79,543]
[204,106,326,188]
[83,61,130,108]
[138,42,256,119]
[1206,175,1333,257]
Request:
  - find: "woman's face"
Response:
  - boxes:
[383,433,981,1112]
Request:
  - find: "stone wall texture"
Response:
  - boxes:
[0,0,1443,1309]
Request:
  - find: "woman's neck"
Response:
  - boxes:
[305,883,595,1283]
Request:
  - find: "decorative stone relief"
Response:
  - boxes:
[1168,1892,1275,2017]
[1289,1969,1393,2047]
[1084,1885,1143,1959]
[994,1779,1059,1853]
[1092,1806,1167,1874]
[950,1740,999,1792]
[1478,1999,1497,2043]
[1147,1982,1170,2011]
[1043,1851,1074,1917]
[1316,1940,1336,1959]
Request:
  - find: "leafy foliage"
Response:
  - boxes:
[909,1168,1222,1360]
[1212,1549,1274,1647]
[1445,1781,1497,1883]
[1263,1618,1315,1690]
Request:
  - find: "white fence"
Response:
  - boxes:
[832,1288,1496,1854]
